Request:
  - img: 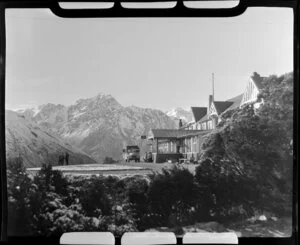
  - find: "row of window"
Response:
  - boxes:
[158,138,198,154]
[158,142,169,153]
[158,141,177,153]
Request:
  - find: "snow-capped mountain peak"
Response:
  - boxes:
[166,107,193,123]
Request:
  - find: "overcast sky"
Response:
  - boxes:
[5,7,293,112]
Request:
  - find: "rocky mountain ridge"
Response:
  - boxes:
[18,93,177,162]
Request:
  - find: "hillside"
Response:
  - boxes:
[5,110,96,167]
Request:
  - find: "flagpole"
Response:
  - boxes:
[212,72,215,101]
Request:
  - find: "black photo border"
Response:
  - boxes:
[0,0,298,245]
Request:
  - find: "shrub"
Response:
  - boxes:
[196,72,293,219]
[79,177,112,217]
[33,163,69,196]
[7,157,36,235]
[195,160,258,222]
[123,177,150,230]
[31,192,101,235]
[102,204,138,237]
[147,166,199,227]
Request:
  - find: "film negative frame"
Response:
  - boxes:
[0,0,298,245]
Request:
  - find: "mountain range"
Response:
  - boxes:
[12,93,178,164]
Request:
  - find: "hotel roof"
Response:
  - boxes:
[251,74,265,90]
[223,93,244,113]
[195,93,244,122]
[198,114,209,123]
[191,107,207,122]
[213,101,234,115]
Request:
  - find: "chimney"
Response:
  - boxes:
[179,119,183,128]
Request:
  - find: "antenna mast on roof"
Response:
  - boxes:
[212,73,215,101]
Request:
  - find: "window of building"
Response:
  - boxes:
[159,142,169,153]
[207,120,212,129]
[187,139,190,152]
[185,138,192,152]
[192,137,197,152]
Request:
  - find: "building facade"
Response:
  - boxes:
[147,74,264,163]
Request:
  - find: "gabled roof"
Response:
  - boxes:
[194,93,244,122]
[226,93,244,103]
[198,114,209,123]
[251,74,265,90]
[213,101,234,115]
[224,93,244,112]
[148,129,205,139]
[208,102,218,116]
[191,107,207,122]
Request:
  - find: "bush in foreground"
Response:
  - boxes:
[147,166,199,227]
[197,72,293,219]
[7,157,36,235]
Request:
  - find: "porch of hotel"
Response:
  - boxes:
[147,129,209,163]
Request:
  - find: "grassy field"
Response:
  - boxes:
[117,161,197,173]
[26,161,198,177]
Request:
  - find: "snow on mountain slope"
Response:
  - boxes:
[5,110,96,167]
[166,107,193,123]
[20,93,177,161]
